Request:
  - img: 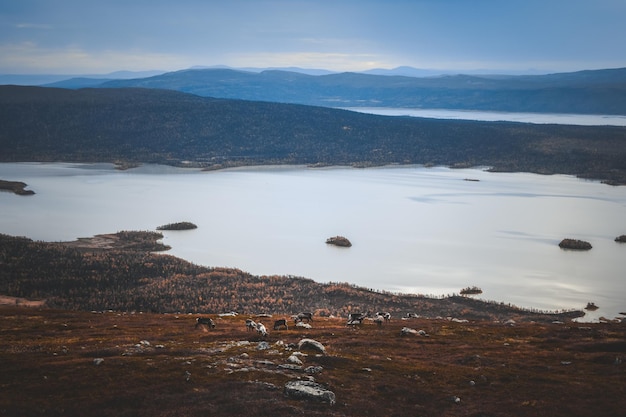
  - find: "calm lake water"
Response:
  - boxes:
[1,162,625,322]
[344,107,626,126]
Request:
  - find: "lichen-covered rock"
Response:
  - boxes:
[558,238,592,250]
[284,380,336,405]
[287,354,303,365]
[297,338,327,355]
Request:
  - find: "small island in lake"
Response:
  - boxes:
[460,286,483,295]
[585,302,599,311]
[326,236,352,247]
[615,235,626,243]
[156,222,198,231]
[558,238,592,250]
[0,179,35,195]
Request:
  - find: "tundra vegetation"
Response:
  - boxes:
[0,232,583,322]
[0,304,624,416]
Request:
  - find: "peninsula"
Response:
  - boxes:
[0,179,34,195]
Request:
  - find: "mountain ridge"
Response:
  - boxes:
[27,66,626,115]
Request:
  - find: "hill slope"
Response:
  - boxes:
[1,305,624,417]
[2,85,626,184]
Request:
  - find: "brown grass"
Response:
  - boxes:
[1,306,624,417]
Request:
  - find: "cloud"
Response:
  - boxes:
[226,51,391,72]
[0,42,188,74]
[15,23,53,30]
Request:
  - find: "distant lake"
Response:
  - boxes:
[1,163,625,322]
[344,107,626,126]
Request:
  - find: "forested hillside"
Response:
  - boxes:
[2,85,626,184]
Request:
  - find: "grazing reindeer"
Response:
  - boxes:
[347,311,370,326]
[195,317,215,329]
[245,318,257,332]
[375,312,391,325]
[256,322,268,337]
[293,312,313,323]
[273,319,289,330]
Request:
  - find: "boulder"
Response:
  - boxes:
[615,235,626,243]
[284,380,336,405]
[297,338,327,355]
[287,354,303,365]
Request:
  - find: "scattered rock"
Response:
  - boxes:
[287,354,303,365]
[325,236,352,247]
[296,322,312,329]
[93,358,104,366]
[257,341,271,350]
[558,238,592,250]
[284,380,336,405]
[278,364,303,371]
[297,338,327,355]
[304,366,323,374]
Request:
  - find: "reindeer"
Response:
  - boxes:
[195,317,215,329]
[256,322,268,337]
[273,319,289,330]
[375,312,391,325]
[346,311,370,326]
[245,318,257,332]
[293,312,313,323]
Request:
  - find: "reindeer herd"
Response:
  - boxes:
[194,311,393,336]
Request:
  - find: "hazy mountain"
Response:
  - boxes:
[0,70,165,86]
[91,67,626,115]
[2,85,626,184]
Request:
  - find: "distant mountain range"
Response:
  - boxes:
[29,66,625,115]
[2,85,626,184]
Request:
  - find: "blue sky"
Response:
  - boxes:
[1,0,625,75]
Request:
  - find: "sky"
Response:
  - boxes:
[1,0,626,75]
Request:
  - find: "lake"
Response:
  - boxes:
[344,107,626,126]
[1,162,625,322]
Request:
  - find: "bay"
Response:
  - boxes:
[1,162,625,322]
